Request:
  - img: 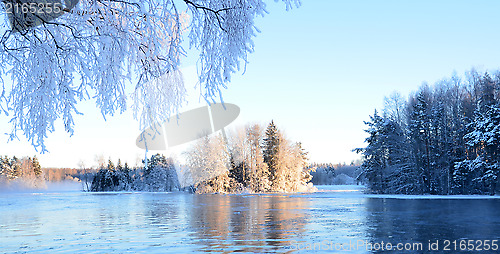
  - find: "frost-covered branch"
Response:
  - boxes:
[0,0,300,152]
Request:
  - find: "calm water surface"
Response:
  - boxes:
[1,186,499,253]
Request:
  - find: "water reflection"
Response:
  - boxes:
[365,198,500,253]
[189,194,310,253]
[3,188,500,253]
[0,201,43,251]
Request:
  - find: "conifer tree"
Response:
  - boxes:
[355,111,387,193]
[229,155,245,185]
[459,74,500,195]
[0,156,15,180]
[107,159,115,171]
[32,156,42,178]
[263,120,280,188]
[144,154,180,192]
[357,70,500,195]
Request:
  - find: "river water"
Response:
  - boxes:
[1,185,499,253]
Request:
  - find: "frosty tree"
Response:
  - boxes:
[183,122,315,194]
[0,155,46,188]
[143,153,179,191]
[0,0,300,152]
[358,70,500,195]
[184,133,232,193]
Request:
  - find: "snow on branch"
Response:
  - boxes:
[0,0,300,152]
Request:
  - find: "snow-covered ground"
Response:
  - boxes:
[1,185,499,253]
[316,185,500,199]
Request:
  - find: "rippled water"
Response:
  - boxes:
[1,186,500,253]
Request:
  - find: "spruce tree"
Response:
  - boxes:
[409,89,432,193]
[0,156,14,180]
[144,154,180,192]
[11,156,20,179]
[116,159,123,171]
[107,159,115,171]
[296,142,313,185]
[229,155,245,185]
[355,111,387,193]
[32,156,42,177]
[263,120,280,187]
[460,74,500,195]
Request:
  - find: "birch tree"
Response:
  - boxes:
[184,133,232,193]
[184,122,313,193]
[0,0,300,152]
[242,124,270,192]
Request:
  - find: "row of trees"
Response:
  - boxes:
[308,163,336,185]
[44,168,91,182]
[182,121,315,193]
[3,120,315,194]
[357,70,500,195]
[0,155,44,188]
[90,154,180,192]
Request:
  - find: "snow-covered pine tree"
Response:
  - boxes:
[144,154,180,192]
[0,156,15,180]
[384,119,421,194]
[382,92,424,194]
[460,74,500,195]
[121,162,133,190]
[91,159,115,191]
[355,111,387,193]
[32,156,42,178]
[229,155,245,186]
[356,110,422,194]
[31,156,46,188]
[112,159,131,191]
[408,87,433,194]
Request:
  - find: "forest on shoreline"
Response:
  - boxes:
[0,156,45,189]
[357,69,500,195]
[2,121,327,194]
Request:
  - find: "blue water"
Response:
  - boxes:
[1,185,499,253]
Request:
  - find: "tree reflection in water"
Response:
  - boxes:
[189,194,310,252]
[3,187,500,253]
[365,198,500,253]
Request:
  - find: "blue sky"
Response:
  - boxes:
[2,0,500,168]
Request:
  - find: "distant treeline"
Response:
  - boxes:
[309,163,362,185]
[356,70,500,195]
[0,155,91,189]
[44,168,92,182]
[0,155,45,188]
[2,121,346,193]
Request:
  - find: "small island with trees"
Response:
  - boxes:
[89,121,316,194]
